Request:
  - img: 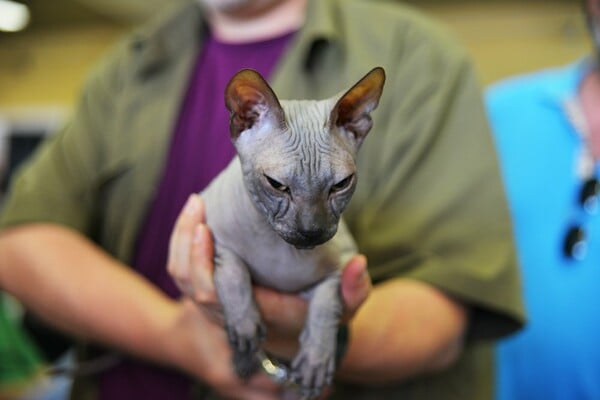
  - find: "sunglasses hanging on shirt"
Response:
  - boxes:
[563,176,600,260]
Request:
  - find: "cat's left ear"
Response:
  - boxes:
[331,67,386,146]
[225,69,286,140]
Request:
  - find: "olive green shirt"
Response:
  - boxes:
[0,0,524,399]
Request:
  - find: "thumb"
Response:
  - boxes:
[341,254,371,318]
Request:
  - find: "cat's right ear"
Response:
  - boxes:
[225,69,286,140]
[330,67,386,147]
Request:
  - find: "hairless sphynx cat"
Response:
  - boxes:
[200,67,385,399]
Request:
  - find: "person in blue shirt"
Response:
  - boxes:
[486,1,600,398]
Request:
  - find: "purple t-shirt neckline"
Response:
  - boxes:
[98,30,295,400]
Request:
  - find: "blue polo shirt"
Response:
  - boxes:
[486,60,600,400]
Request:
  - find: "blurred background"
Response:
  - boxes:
[0,0,590,398]
[0,0,590,213]
[0,0,590,108]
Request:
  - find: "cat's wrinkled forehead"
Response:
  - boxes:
[281,98,337,141]
[263,98,354,175]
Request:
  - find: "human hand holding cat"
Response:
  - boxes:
[168,193,371,354]
[169,67,383,398]
[171,297,282,400]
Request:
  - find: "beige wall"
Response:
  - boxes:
[0,1,592,110]
[421,1,591,84]
[0,24,129,109]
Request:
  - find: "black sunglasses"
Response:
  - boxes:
[563,177,600,260]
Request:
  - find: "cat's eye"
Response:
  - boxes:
[331,174,354,193]
[265,175,289,193]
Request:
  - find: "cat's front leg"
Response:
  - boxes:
[291,272,343,399]
[213,248,265,378]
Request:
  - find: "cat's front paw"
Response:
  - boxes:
[225,319,266,379]
[290,344,335,399]
[232,347,260,379]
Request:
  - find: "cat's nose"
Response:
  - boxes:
[286,227,335,249]
[297,228,330,246]
[299,229,325,241]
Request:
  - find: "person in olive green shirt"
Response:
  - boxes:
[0,0,524,399]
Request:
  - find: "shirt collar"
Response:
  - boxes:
[130,0,341,79]
[302,0,339,45]
[544,56,596,105]
[559,56,598,178]
[266,0,341,74]
[129,3,203,79]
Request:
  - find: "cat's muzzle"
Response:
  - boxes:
[281,227,336,249]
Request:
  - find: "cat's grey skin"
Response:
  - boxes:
[200,67,385,398]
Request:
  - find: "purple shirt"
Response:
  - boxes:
[97,30,295,400]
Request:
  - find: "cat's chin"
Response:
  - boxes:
[293,243,317,250]
[283,238,320,250]
[282,235,329,250]
[277,228,335,249]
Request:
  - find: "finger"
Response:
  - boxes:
[340,254,371,321]
[228,388,281,400]
[246,370,281,390]
[246,372,284,400]
[242,391,281,400]
[254,286,307,336]
[243,392,281,400]
[167,194,203,289]
[201,303,225,326]
[220,372,282,400]
[177,195,205,276]
[190,223,219,305]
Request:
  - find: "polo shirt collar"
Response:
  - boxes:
[295,0,341,70]
[127,0,342,79]
[303,0,339,43]
[545,56,595,106]
[129,2,204,78]
[552,56,598,178]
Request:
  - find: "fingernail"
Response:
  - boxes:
[356,256,370,287]
[193,225,203,243]
[184,194,199,216]
[195,225,212,259]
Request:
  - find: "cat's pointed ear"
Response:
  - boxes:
[225,69,286,140]
[330,67,385,146]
